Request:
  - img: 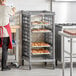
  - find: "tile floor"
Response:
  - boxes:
[0,65,76,76]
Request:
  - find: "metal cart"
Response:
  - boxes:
[7,26,20,68]
[55,24,76,66]
[15,11,55,69]
[59,30,76,76]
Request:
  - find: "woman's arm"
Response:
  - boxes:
[12,7,16,15]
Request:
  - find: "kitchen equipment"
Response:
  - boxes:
[55,23,76,65]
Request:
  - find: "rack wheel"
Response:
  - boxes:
[11,62,20,68]
[55,60,58,66]
[22,60,24,66]
[44,62,47,66]
[15,63,20,68]
[29,66,31,70]
[52,64,55,69]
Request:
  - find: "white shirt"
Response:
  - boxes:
[0,5,13,37]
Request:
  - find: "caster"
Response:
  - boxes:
[55,60,58,66]
[15,63,20,68]
[44,62,47,66]
[22,60,24,66]
[11,62,20,68]
[52,64,55,69]
[29,66,31,70]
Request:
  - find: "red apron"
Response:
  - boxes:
[0,24,13,49]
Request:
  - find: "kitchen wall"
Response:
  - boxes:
[52,2,76,23]
[6,0,50,11]
[6,0,76,23]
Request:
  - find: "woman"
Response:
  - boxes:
[0,0,15,71]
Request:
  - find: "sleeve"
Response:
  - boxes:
[7,6,14,16]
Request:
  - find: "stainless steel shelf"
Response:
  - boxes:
[31,24,50,26]
[32,53,50,55]
[32,30,51,33]
[30,59,55,63]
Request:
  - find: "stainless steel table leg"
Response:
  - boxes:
[62,36,64,76]
[59,31,75,76]
[70,38,73,76]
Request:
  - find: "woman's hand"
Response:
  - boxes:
[12,7,16,15]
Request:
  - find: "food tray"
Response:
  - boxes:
[63,29,76,35]
[32,49,50,55]
[32,45,50,48]
[32,53,50,55]
[32,30,51,33]
[32,24,50,26]
[31,21,49,25]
